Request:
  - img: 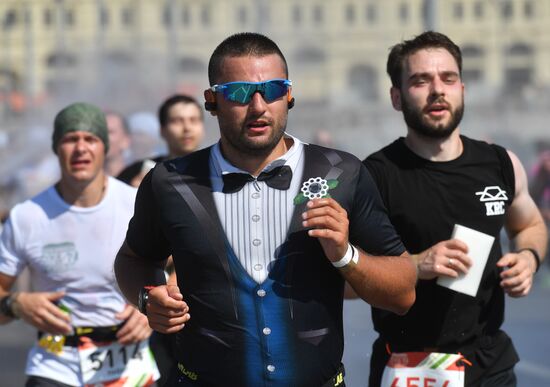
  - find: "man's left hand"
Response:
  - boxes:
[497,250,537,298]
[302,198,349,262]
[115,304,153,345]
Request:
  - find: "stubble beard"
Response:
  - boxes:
[222,118,288,158]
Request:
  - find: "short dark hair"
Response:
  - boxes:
[387,31,462,88]
[208,32,288,85]
[158,94,203,127]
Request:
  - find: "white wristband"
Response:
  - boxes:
[332,243,357,268]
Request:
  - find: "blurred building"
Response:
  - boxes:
[1,0,550,110]
[1,0,550,207]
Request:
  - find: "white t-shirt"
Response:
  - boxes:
[0,176,136,385]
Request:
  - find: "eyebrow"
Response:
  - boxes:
[408,70,460,82]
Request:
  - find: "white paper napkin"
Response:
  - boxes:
[436,224,495,297]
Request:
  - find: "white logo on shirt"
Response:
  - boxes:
[475,186,508,216]
[39,242,78,273]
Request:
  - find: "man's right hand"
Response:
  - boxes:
[13,291,72,335]
[414,239,472,280]
[145,285,190,334]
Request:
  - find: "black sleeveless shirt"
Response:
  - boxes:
[364,135,519,386]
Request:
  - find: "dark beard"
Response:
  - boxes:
[402,96,464,139]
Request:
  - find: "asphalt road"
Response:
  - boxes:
[2,271,549,386]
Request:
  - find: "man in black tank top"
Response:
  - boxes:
[363,31,548,387]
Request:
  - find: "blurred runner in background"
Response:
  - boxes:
[118,95,205,188]
[104,110,132,177]
[0,102,156,387]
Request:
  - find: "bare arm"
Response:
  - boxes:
[0,272,72,334]
[302,198,416,315]
[340,249,416,315]
[504,150,548,260]
[0,272,17,325]
[114,240,190,333]
[114,240,168,305]
[498,150,548,297]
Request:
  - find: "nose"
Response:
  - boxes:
[181,120,189,133]
[430,77,445,97]
[74,138,87,152]
[248,91,268,114]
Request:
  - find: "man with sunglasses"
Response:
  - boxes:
[115,32,417,387]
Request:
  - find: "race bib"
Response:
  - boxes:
[381,352,465,387]
[78,337,159,386]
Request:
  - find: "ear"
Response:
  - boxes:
[287,88,295,109]
[204,89,217,116]
[390,87,402,111]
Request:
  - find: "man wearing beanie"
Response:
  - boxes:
[0,102,159,386]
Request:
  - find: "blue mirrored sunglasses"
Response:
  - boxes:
[210,79,292,104]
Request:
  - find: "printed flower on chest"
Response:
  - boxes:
[294,177,339,205]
